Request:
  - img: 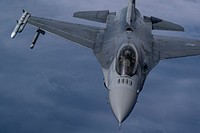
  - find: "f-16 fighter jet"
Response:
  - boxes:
[11,0,200,126]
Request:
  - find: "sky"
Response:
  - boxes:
[0,0,200,133]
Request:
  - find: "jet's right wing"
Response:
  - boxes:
[154,35,200,60]
[11,11,104,50]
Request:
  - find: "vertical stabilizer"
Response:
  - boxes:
[126,0,136,25]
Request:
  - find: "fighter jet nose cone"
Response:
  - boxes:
[109,85,138,123]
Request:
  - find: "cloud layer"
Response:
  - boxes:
[0,0,200,133]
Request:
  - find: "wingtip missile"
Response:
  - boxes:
[11,10,31,39]
[11,32,16,38]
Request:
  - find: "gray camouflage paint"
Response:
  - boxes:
[1,0,200,133]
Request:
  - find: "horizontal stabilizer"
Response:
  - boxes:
[144,16,184,32]
[73,10,116,23]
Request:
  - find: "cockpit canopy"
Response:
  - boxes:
[116,46,137,77]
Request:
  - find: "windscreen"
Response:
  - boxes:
[116,47,137,77]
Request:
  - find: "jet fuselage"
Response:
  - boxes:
[94,7,159,123]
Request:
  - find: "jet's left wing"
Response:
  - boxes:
[154,35,200,60]
[11,11,104,49]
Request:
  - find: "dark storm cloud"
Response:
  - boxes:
[0,0,200,133]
